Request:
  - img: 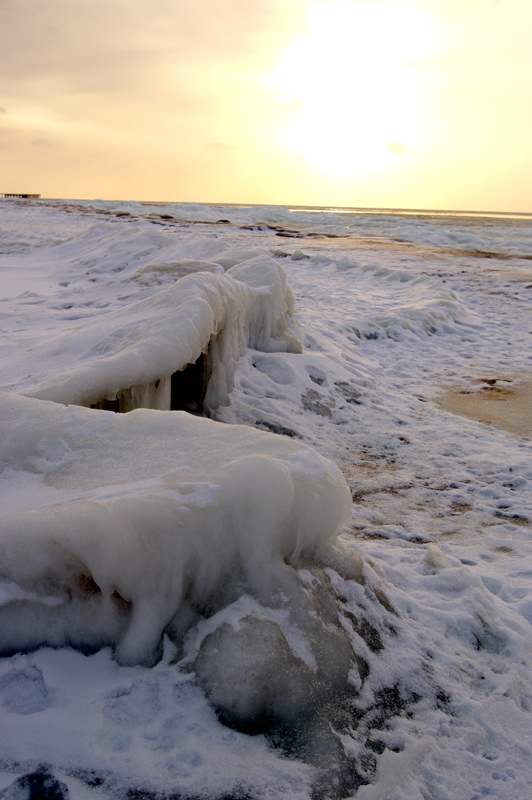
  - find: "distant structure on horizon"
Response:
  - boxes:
[1,193,41,199]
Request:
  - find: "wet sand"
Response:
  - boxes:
[437,377,532,437]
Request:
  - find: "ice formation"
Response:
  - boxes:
[0,218,372,795]
[4,200,532,799]
[0,392,358,668]
[5,250,301,413]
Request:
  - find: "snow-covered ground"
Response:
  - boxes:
[1,198,532,800]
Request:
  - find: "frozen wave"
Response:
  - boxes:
[286,257,481,342]
[343,270,481,341]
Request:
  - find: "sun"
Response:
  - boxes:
[272,1,437,177]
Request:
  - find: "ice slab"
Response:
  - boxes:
[0,393,354,666]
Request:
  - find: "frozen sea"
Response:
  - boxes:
[1,197,532,800]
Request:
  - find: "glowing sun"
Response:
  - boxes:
[272,1,437,176]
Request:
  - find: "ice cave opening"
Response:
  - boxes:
[170,351,209,414]
[90,350,210,415]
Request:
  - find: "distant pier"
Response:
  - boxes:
[1,193,41,199]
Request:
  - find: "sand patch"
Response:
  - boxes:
[437,377,532,437]
[301,235,532,268]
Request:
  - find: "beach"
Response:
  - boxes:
[1,198,532,800]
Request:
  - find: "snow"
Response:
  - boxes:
[1,197,532,799]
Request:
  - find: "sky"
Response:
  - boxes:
[1,0,531,211]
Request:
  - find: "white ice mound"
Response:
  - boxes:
[10,254,301,411]
[0,393,354,666]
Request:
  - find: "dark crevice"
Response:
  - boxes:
[170,352,209,415]
[90,397,120,413]
[89,351,211,416]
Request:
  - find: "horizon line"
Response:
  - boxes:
[4,195,532,218]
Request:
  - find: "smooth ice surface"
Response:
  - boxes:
[1,198,532,799]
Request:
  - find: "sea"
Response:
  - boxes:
[1,196,532,800]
